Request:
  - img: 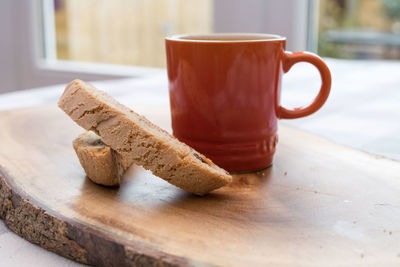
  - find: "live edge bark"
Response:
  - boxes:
[0,173,189,267]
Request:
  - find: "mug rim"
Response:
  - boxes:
[165,33,286,43]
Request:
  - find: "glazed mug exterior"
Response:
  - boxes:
[165,33,331,172]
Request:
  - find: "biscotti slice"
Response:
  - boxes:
[73,131,133,186]
[59,80,232,195]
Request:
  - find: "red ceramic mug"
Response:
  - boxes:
[165,33,331,172]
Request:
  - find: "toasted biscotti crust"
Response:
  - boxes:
[73,131,132,186]
[59,80,232,195]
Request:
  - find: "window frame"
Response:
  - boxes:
[2,0,313,92]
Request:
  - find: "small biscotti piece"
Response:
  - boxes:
[59,79,232,195]
[73,131,132,186]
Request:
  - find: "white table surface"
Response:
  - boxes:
[0,58,399,266]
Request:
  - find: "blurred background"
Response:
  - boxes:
[53,0,400,66]
[1,0,400,93]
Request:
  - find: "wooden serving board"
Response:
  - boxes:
[1,105,400,267]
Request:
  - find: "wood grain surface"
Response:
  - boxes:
[0,105,400,266]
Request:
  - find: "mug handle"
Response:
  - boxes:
[279,51,332,119]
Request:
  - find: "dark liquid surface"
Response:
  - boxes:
[176,34,284,42]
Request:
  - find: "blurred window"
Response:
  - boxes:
[53,0,213,68]
[317,0,400,60]
[47,0,400,75]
